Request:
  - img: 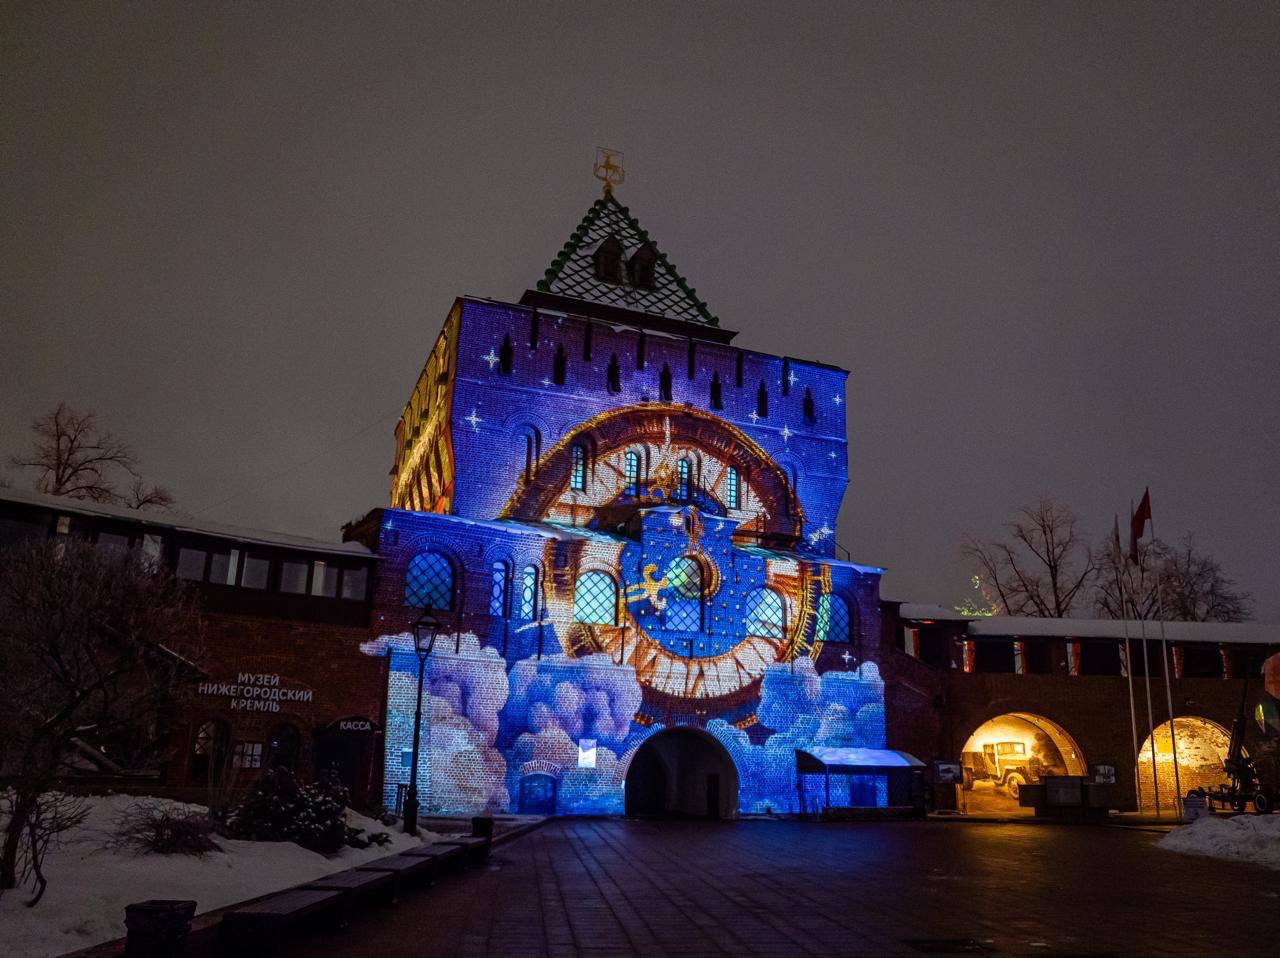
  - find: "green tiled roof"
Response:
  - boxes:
[536,193,718,326]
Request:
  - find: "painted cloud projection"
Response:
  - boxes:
[503,653,644,814]
[708,658,887,813]
[380,631,510,813]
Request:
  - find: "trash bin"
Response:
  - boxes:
[471,815,494,840]
[124,899,197,957]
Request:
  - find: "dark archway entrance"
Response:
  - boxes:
[624,728,739,819]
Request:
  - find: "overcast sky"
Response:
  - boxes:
[4,2,1277,617]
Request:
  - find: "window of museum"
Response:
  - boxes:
[405,551,454,610]
[973,639,1016,673]
[190,719,228,786]
[240,554,270,590]
[519,565,539,620]
[745,588,785,640]
[624,452,640,496]
[710,372,723,410]
[311,560,339,598]
[177,547,207,581]
[232,741,263,770]
[660,363,673,402]
[1179,644,1223,678]
[803,387,816,424]
[279,559,309,594]
[340,566,368,600]
[571,445,587,491]
[664,558,703,632]
[628,242,657,289]
[489,561,509,617]
[817,593,851,643]
[756,382,768,418]
[607,354,622,394]
[209,548,239,586]
[593,236,624,284]
[726,466,740,509]
[574,572,617,625]
[677,458,691,501]
[266,724,300,770]
[1079,640,1123,676]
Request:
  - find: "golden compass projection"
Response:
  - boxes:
[500,403,832,726]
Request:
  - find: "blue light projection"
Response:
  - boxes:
[372,254,885,817]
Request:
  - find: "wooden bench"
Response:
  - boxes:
[404,842,466,874]
[219,888,344,955]
[354,852,437,902]
[299,867,395,906]
[435,835,491,866]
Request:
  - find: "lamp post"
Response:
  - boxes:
[403,609,448,837]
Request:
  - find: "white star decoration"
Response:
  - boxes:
[841,650,853,669]
[833,395,843,406]
[541,378,553,387]
[464,408,482,432]
[780,425,792,442]
[807,523,833,545]
[788,370,799,387]
[482,348,499,370]
[748,411,760,424]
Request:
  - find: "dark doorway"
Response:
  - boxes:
[623,727,739,819]
[518,772,558,814]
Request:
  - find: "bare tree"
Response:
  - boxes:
[10,402,174,510]
[0,538,202,899]
[961,498,1095,617]
[1094,533,1252,622]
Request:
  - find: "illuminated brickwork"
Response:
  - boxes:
[367,194,887,816]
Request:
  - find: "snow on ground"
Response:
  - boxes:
[1159,814,1280,870]
[0,793,440,958]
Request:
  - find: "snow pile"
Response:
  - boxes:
[0,793,435,958]
[1159,814,1280,870]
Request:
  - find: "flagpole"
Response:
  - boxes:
[1113,516,1142,814]
[1133,497,1161,819]
[1148,510,1184,819]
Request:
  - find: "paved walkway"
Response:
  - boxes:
[280,818,1280,957]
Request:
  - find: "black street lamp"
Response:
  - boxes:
[403,609,449,837]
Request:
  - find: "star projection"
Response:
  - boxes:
[370,193,885,817]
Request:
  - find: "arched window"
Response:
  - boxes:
[552,344,566,385]
[583,323,593,361]
[726,466,740,509]
[664,557,703,632]
[607,354,621,394]
[570,445,587,491]
[489,560,509,617]
[735,350,744,387]
[756,382,768,418]
[523,428,541,482]
[405,551,454,610]
[190,719,229,786]
[624,451,640,496]
[782,358,792,396]
[636,331,646,369]
[710,372,723,410]
[745,588,785,641]
[659,363,673,402]
[519,565,540,620]
[817,593,851,643]
[266,723,300,770]
[574,571,617,625]
[803,387,816,424]
[677,458,691,501]
[498,334,513,375]
[593,236,624,284]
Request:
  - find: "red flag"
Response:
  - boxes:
[1129,488,1151,565]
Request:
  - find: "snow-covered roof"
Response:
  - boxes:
[0,487,372,558]
[796,747,926,771]
[895,602,973,622]
[969,615,1277,646]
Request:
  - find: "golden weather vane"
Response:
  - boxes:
[593,147,625,194]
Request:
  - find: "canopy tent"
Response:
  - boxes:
[795,748,927,814]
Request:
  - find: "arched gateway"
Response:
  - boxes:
[624,728,740,819]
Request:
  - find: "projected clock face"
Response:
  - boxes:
[500,404,823,724]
